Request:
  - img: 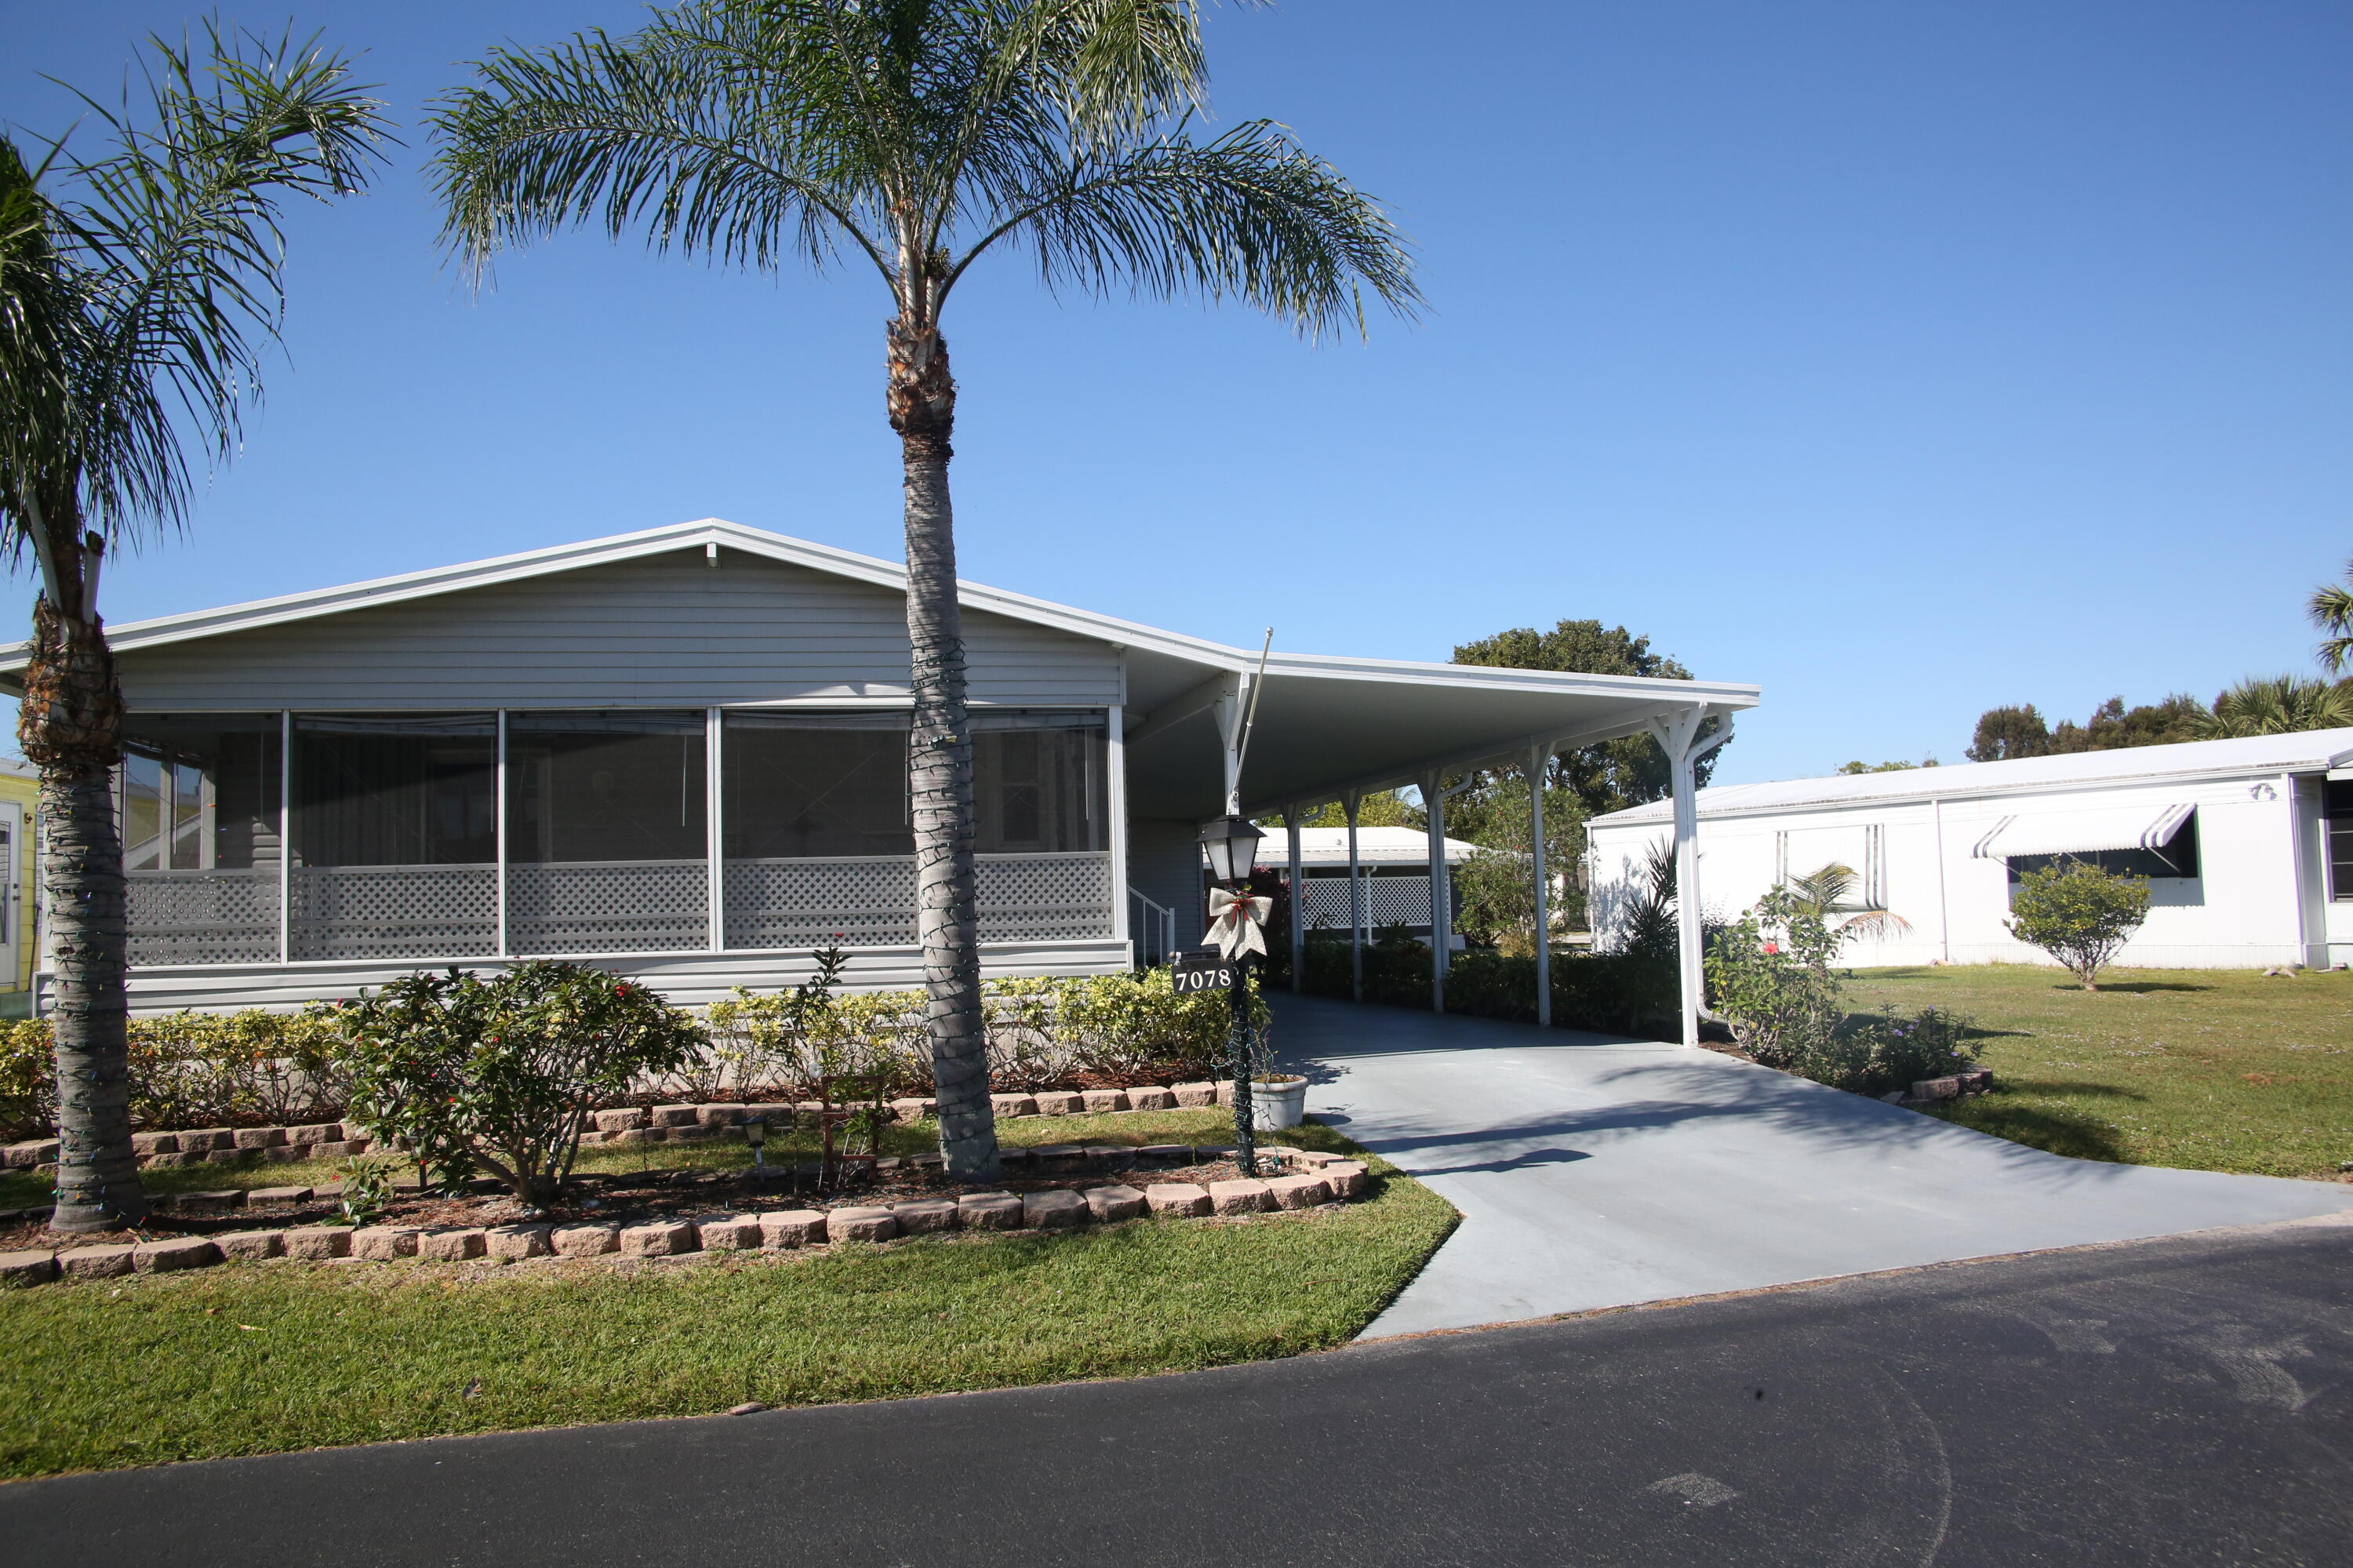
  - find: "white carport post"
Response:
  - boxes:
[1287,802,1304,994]
[1422,772,1446,1013]
[1647,705,1735,1049]
[1528,740,1551,1028]
[1344,790,1364,1002]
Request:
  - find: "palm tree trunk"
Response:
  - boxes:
[18,580,145,1231]
[889,316,998,1181]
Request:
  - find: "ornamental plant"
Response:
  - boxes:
[327,962,701,1202]
[2006,860,2151,990]
[1704,886,1844,1069]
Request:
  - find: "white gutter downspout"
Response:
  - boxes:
[1931,795,1951,965]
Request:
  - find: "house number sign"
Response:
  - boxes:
[1170,949,1238,993]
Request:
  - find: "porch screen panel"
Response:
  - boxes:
[120,715,282,965]
[722,712,915,948]
[969,713,1114,940]
[506,711,707,953]
[290,715,496,960]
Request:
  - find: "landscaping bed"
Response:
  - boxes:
[0,1114,1456,1481]
[1846,963,2353,1181]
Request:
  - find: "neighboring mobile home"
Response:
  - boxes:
[2,520,1757,1014]
[1586,729,2353,971]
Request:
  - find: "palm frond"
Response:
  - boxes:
[2194,674,2353,738]
[2311,565,2353,674]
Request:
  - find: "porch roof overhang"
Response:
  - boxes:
[1119,652,1758,821]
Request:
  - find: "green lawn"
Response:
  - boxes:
[0,1114,1456,1480]
[1846,963,2353,1181]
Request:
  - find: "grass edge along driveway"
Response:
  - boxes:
[0,1120,1457,1481]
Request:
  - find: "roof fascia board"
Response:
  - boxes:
[1592,753,2353,828]
[1243,697,1729,817]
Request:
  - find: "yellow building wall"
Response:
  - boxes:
[0,768,35,994]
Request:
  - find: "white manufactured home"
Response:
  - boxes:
[1587,729,2353,971]
[2,519,1758,1014]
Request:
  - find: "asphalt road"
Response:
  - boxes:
[9,1217,2351,1566]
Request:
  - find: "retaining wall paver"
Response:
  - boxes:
[1209,1179,1275,1216]
[59,1244,138,1281]
[1083,1184,1147,1222]
[420,1228,487,1262]
[1173,1082,1219,1108]
[1266,1174,1333,1210]
[248,1186,312,1206]
[889,1199,959,1235]
[215,1230,286,1261]
[1144,1182,1213,1217]
[486,1224,554,1260]
[0,1250,56,1286]
[552,1223,620,1258]
[352,1226,422,1261]
[693,1216,758,1250]
[594,1108,647,1133]
[282,1228,352,1261]
[1321,1161,1371,1198]
[1033,1092,1083,1116]
[1126,1087,1177,1111]
[990,1093,1038,1117]
[1080,1090,1129,1114]
[1022,1189,1088,1230]
[649,1105,700,1130]
[135,1235,222,1272]
[825,1206,899,1243]
[758,1211,827,1248]
[958,1193,1025,1231]
[621,1221,696,1257]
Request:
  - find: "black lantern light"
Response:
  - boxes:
[1199,814,1264,886]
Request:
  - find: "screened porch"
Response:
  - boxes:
[118,708,1115,969]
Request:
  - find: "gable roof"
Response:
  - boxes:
[0,517,1762,716]
[1592,727,2353,826]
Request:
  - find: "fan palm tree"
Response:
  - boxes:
[2311,558,2353,675]
[430,0,1418,1177]
[1783,860,1911,945]
[1,27,387,1231]
[2192,675,2353,739]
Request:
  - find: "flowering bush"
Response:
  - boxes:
[1704,887,1844,1068]
[329,962,702,1202]
[2006,860,2151,989]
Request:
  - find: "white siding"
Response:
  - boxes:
[118,939,1133,1014]
[1126,817,1203,950]
[115,548,1122,711]
[1589,773,2321,971]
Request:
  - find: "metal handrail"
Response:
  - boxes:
[1128,887,1176,966]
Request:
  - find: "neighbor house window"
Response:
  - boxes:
[2007,812,2200,882]
[2327,780,2353,900]
[505,710,707,953]
[118,715,282,965]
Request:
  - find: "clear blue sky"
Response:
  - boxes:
[5,1,2348,784]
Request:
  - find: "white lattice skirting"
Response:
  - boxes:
[133,852,1118,966]
[509,860,708,955]
[127,870,280,966]
[1299,874,1434,932]
[291,864,497,961]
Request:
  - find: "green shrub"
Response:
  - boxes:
[329,962,702,1202]
[1704,887,1842,1068]
[1792,1005,1980,1097]
[2006,860,2151,989]
[0,1011,352,1141]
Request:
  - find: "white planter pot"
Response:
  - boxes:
[1249,1075,1309,1130]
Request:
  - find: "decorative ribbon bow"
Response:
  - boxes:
[1205,886,1273,961]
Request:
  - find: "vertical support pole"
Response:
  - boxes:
[494,710,509,959]
[1671,737,1703,1050]
[1930,796,1951,964]
[1345,791,1363,1003]
[706,708,725,953]
[1106,706,1129,955]
[1287,802,1304,995]
[1529,741,1551,1029]
[278,710,293,966]
[1424,771,1446,1013]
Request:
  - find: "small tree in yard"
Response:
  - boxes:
[330,962,702,1202]
[1704,886,1842,1069]
[2006,860,2150,990]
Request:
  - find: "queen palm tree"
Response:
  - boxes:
[431,0,1418,1177]
[1,26,387,1231]
[2311,558,2353,675]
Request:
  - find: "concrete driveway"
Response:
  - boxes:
[1269,994,2353,1337]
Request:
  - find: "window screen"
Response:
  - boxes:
[119,715,282,871]
[293,715,496,868]
[506,711,705,864]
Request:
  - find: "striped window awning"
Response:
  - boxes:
[1970,803,2194,860]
